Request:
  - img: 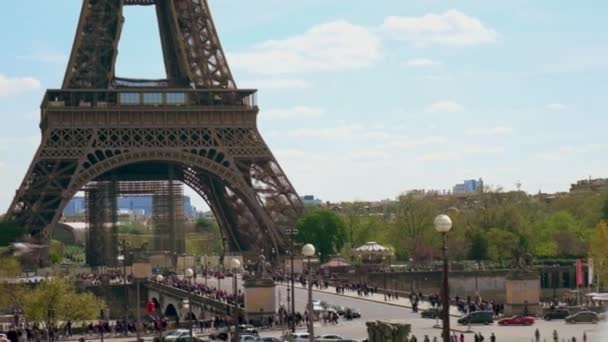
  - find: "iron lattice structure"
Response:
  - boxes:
[6,0,303,266]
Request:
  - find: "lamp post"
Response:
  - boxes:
[382,256,387,302]
[230,258,241,342]
[155,274,164,342]
[434,214,453,342]
[118,240,129,337]
[287,227,297,333]
[302,244,316,342]
[185,268,194,342]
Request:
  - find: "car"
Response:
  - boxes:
[543,309,570,320]
[421,308,441,319]
[240,335,257,342]
[176,335,209,342]
[155,329,190,342]
[457,311,494,325]
[344,308,361,319]
[291,332,310,342]
[209,332,229,341]
[565,311,599,324]
[330,304,347,315]
[317,334,345,340]
[255,338,281,342]
[312,300,322,306]
[497,315,535,326]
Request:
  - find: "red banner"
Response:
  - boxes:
[576,259,583,287]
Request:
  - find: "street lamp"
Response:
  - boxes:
[155,274,164,342]
[434,214,453,342]
[185,268,194,342]
[302,243,316,342]
[118,240,129,337]
[230,258,241,342]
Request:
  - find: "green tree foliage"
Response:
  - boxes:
[0,257,23,312]
[389,194,439,262]
[21,278,105,322]
[296,209,347,263]
[467,230,489,264]
[0,221,25,246]
[195,217,214,232]
[590,221,608,284]
[602,193,608,221]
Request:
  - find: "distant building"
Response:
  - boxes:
[453,178,484,194]
[301,195,322,206]
[570,178,608,193]
[63,195,196,218]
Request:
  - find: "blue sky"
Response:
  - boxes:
[1,1,607,211]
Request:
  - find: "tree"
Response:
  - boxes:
[467,230,489,265]
[0,221,25,246]
[590,221,608,285]
[390,194,438,262]
[295,209,347,263]
[0,257,24,312]
[21,278,105,322]
[602,193,608,221]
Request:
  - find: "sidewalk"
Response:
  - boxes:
[277,283,463,317]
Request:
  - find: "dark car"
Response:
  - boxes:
[543,309,570,320]
[565,311,599,324]
[345,308,361,319]
[421,308,441,319]
[457,311,494,325]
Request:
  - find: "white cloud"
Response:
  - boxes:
[287,124,364,139]
[0,74,41,97]
[404,58,441,68]
[381,10,497,46]
[229,20,380,74]
[417,145,503,161]
[382,136,447,149]
[538,144,604,161]
[240,79,311,89]
[426,101,465,113]
[467,126,513,136]
[546,103,567,111]
[263,106,324,120]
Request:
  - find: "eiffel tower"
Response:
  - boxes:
[5,0,303,266]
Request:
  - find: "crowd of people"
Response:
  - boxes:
[155,274,244,307]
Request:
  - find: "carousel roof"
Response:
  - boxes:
[354,241,391,253]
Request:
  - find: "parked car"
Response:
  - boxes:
[457,311,494,325]
[316,334,345,341]
[421,308,441,319]
[543,309,570,320]
[240,335,257,342]
[290,332,310,342]
[176,335,208,342]
[255,338,281,342]
[497,315,535,326]
[565,311,600,324]
[154,329,190,342]
[331,304,347,315]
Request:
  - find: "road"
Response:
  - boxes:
[193,275,605,341]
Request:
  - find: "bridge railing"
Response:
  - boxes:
[144,280,244,315]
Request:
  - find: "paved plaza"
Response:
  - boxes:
[194,275,605,341]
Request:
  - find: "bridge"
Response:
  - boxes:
[144,280,243,321]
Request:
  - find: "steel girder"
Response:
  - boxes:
[63,0,235,89]
[7,0,303,266]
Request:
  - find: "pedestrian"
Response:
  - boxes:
[553,330,558,342]
[490,333,496,342]
[535,328,540,342]
[583,332,586,342]
[474,333,479,342]
[424,335,430,342]
[460,333,464,342]
[410,335,417,342]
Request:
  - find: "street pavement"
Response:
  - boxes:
[195,275,605,341]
